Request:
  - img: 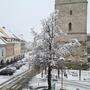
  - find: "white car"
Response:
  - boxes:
[6,66,16,72]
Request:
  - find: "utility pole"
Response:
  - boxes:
[60,58,65,90]
[60,68,64,90]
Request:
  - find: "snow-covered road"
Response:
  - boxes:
[0,59,29,85]
[0,51,31,85]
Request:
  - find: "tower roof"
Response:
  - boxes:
[55,0,88,5]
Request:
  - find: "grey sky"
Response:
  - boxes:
[0,0,89,41]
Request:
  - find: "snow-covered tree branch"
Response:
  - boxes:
[31,11,81,90]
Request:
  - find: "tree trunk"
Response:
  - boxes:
[41,70,43,78]
[48,64,52,90]
[60,69,64,90]
[45,66,47,75]
[58,68,60,79]
[79,69,81,81]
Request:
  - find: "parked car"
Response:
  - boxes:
[21,59,28,63]
[14,63,22,69]
[17,61,25,66]
[0,68,15,75]
[6,66,16,72]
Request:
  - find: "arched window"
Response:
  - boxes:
[69,22,72,31]
[70,10,72,15]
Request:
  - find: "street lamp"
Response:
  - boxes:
[79,60,83,81]
[59,57,65,90]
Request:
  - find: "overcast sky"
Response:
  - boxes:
[0,0,89,41]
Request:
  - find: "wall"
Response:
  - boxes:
[0,45,6,61]
[55,0,87,41]
[55,0,88,62]
[14,42,21,57]
[87,34,90,62]
[5,43,14,60]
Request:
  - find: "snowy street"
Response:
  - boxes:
[0,52,31,84]
[0,58,29,84]
[0,51,32,90]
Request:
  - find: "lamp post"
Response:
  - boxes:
[79,60,82,81]
[28,52,32,70]
[59,57,65,90]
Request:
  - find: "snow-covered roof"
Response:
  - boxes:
[0,32,5,37]
[0,39,6,45]
[12,34,20,39]
[0,27,10,37]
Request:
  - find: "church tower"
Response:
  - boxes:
[55,0,88,62]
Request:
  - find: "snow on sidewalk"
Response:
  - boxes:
[26,69,90,90]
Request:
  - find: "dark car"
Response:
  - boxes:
[14,63,21,69]
[13,61,25,69]
[6,66,16,72]
[0,68,15,75]
[35,86,48,90]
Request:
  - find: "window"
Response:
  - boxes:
[87,48,90,54]
[69,22,72,31]
[87,36,90,41]
[88,58,90,62]
[70,10,72,15]
[2,50,3,56]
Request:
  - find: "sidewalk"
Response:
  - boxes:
[27,69,90,90]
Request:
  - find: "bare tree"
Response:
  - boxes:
[41,11,81,90]
[31,11,81,90]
